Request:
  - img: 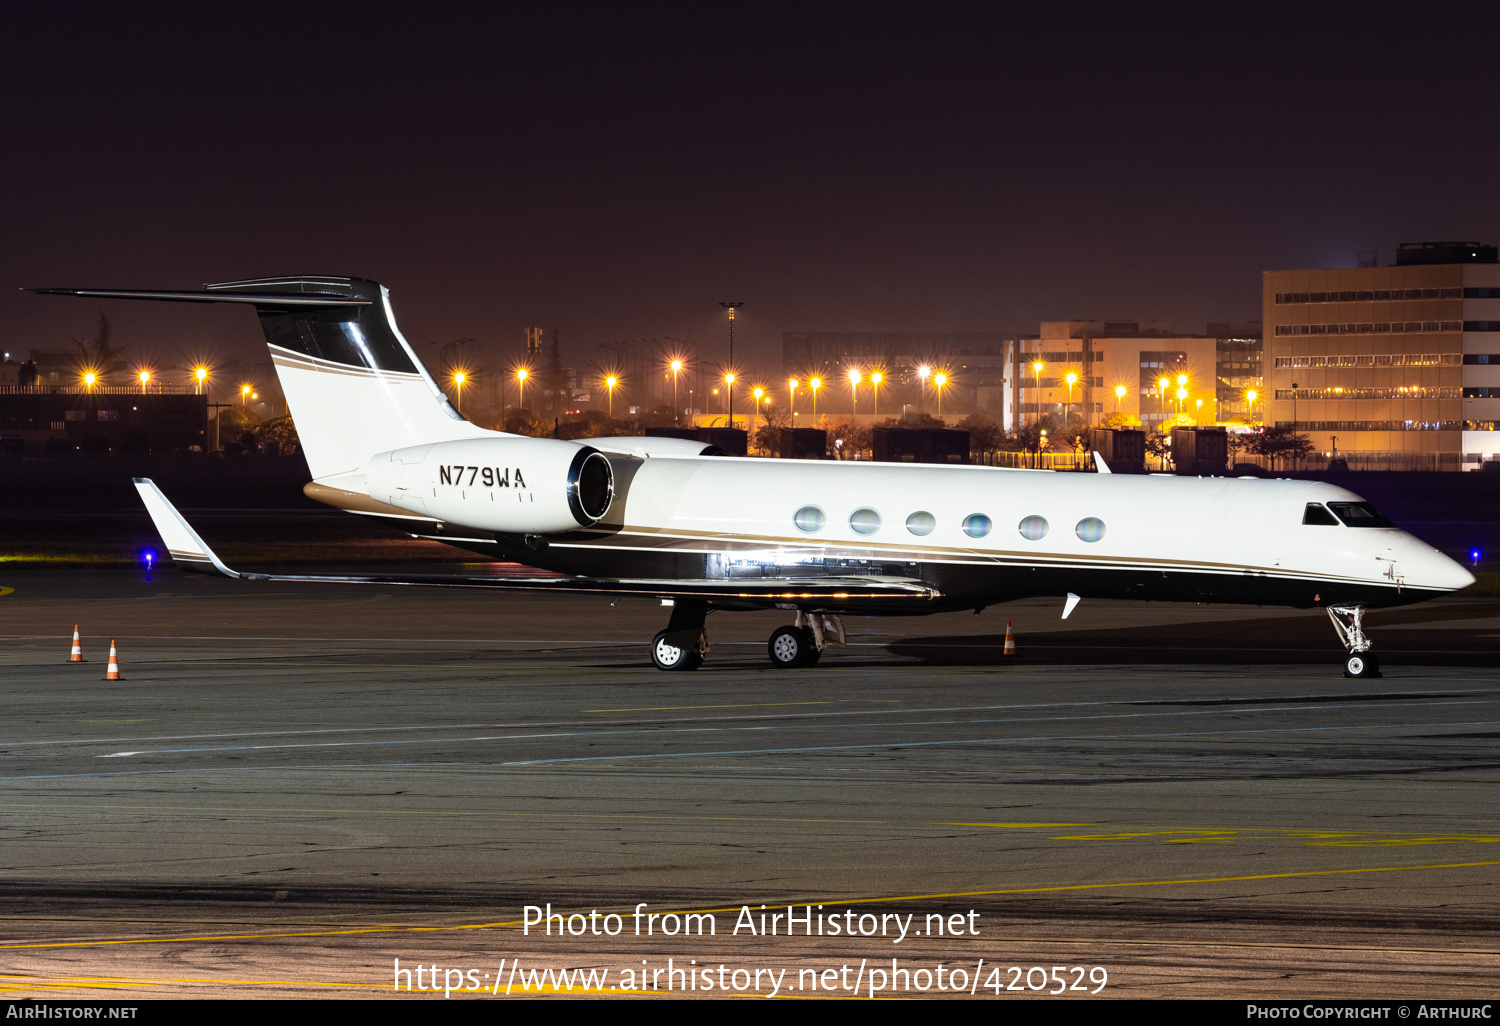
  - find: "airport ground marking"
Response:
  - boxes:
[0,587,14,597]
[5,859,1500,953]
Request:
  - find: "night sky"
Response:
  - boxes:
[4,8,1498,382]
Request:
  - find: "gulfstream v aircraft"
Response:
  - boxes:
[34,276,1474,677]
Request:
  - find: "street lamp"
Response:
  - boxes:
[516,367,528,409]
[605,375,618,417]
[724,373,736,427]
[753,386,764,438]
[788,378,799,419]
[934,372,948,417]
[1195,397,1203,423]
[452,371,466,413]
[918,365,931,413]
[138,370,151,394]
[1176,386,1188,416]
[870,371,883,418]
[720,302,743,429]
[241,384,251,407]
[1064,371,1078,426]
[82,371,96,391]
[848,368,861,417]
[1114,383,1126,414]
[195,367,208,395]
[670,359,684,423]
[1246,388,1258,424]
[1157,376,1169,423]
[809,377,821,420]
[1032,360,1044,425]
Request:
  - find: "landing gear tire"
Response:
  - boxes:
[652,630,703,671]
[1343,652,1381,679]
[768,626,818,668]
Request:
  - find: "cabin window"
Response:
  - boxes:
[1302,503,1339,526]
[793,505,826,533]
[906,511,936,536]
[849,507,882,535]
[1325,502,1395,528]
[1075,517,1105,542]
[962,514,992,539]
[1017,515,1048,541]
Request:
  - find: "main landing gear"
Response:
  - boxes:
[1327,604,1381,678]
[651,599,708,671]
[648,602,848,672]
[767,612,845,669]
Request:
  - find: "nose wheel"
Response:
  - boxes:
[1328,604,1382,678]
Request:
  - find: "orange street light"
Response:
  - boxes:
[605,374,618,417]
[1246,388,1259,424]
[1114,383,1127,413]
[809,376,822,419]
[138,370,151,393]
[195,367,208,395]
[670,359,684,422]
[241,384,251,406]
[516,367,529,409]
[788,377,799,418]
[870,371,883,417]
[1064,370,1078,425]
[724,372,736,426]
[848,368,862,416]
[1176,386,1188,415]
[82,371,97,390]
[452,371,466,412]
[933,371,948,416]
[1157,376,1169,422]
[918,364,931,412]
[1031,360,1045,425]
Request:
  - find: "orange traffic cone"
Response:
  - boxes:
[1003,620,1016,656]
[69,625,83,662]
[105,640,121,681]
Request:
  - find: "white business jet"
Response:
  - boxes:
[32,276,1474,677]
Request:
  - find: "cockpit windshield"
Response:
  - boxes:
[1325,501,1396,528]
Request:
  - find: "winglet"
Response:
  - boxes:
[132,479,243,579]
[1093,452,1111,474]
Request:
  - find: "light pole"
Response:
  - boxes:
[670,359,683,424]
[139,370,150,394]
[452,372,466,413]
[848,369,861,417]
[606,375,618,417]
[809,377,821,420]
[753,386,764,440]
[719,302,743,430]
[516,367,528,409]
[871,371,882,418]
[918,365,930,413]
[724,373,736,428]
[1064,371,1078,426]
[1114,383,1126,414]
[1032,361,1044,426]
[1157,376,1169,424]
[934,372,947,417]
[195,367,208,396]
[1176,374,1188,418]
[788,378,798,419]
[241,384,251,407]
[1246,388,1258,425]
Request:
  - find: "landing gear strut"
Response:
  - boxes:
[1327,604,1381,678]
[651,599,708,671]
[767,612,845,668]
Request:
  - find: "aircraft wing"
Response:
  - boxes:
[133,479,940,604]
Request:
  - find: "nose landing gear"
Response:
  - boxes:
[1328,604,1381,678]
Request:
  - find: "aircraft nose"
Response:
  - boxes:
[1412,547,1476,592]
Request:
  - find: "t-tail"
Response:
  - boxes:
[29,276,494,480]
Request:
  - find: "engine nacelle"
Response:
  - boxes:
[365,436,614,533]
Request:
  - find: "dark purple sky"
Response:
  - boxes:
[4,8,1498,382]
